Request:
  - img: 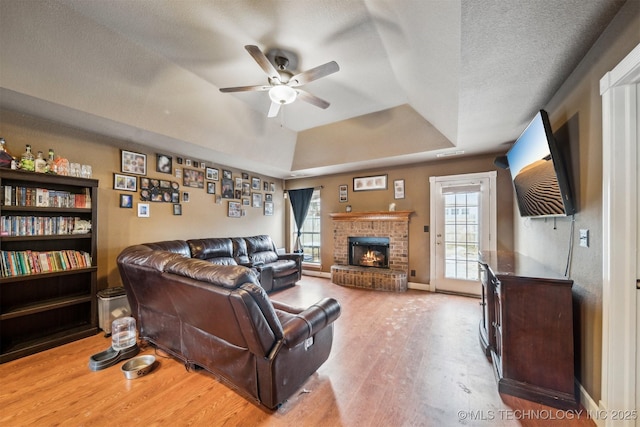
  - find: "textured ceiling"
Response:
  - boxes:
[0,0,627,178]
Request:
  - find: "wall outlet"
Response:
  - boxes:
[579,229,589,247]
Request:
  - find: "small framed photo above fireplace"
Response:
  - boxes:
[394,179,405,199]
[339,184,348,202]
[353,174,387,192]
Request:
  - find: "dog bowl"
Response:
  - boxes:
[121,355,156,379]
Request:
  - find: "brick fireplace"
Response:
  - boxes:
[330,211,412,292]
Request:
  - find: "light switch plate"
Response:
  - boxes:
[579,229,589,247]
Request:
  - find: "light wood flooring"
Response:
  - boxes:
[0,276,595,426]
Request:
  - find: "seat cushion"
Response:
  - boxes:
[266,259,298,278]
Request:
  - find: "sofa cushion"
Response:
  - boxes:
[232,237,250,264]
[245,235,275,253]
[164,257,258,288]
[251,250,279,265]
[142,240,191,257]
[188,238,237,265]
[118,249,187,271]
[267,259,298,278]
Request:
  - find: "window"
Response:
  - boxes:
[297,190,321,263]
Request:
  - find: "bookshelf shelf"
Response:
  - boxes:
[1,233,93,242]
[0,169,99,363]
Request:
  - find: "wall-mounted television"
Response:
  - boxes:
[506,110,575,217]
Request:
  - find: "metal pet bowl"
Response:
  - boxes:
[121,355,156,379]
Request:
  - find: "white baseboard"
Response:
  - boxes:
[577,380,604,427]
[408,281,433,291]
[302,270,331,279]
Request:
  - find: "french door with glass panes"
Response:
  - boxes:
[430,172,496,296]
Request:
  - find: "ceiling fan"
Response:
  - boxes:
[219,45,340,118]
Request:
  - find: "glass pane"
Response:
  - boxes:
[442,190,481,281]
[445,260,456,277]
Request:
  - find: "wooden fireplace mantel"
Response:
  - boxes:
[329,210,413,222]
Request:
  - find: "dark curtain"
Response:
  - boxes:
[288,188,315,253]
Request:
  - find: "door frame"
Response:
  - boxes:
[429,171,497,294]
[600,42,639,425]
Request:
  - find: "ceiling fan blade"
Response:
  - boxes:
[268,101,282,118]
[296,89,330,109]
[219,85,270,93]
[288,61,340,87]
[245,45,281,82]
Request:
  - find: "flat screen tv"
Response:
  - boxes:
[506,110,575,217]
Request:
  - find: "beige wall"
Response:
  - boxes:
[0,109,286,289]
[286,154,514,284]
[512,0,640,404]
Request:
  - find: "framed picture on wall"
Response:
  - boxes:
[221,178,234,198]
[207,182,216,194]
[339,184,348,202]
[228,201,241,218]
[394,179,405,199]
[206,167,219,181]
[156,153,172,174]
[353,174,387,191]
[251,177,261,190]
[137,203,150,218]
[264,201,274,216]
[252,193,262,208]
[121,150,146,175]
[119,194,133,208]
[183,168,204,188]
[113,173,137,191]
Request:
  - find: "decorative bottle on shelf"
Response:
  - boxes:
[0,138,17,169]
[54,154,69,176]
[34,151,47,173]
[20,144,35,171]
[46,149,57,174]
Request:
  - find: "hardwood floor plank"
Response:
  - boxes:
[0,277,595,426]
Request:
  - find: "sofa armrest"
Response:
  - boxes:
[277,253,303,264]
[245,263,273,292]
[278,298,341,348]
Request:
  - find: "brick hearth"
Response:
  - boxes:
[330,211,412,292]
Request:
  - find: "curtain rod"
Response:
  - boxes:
[284,186,324,192]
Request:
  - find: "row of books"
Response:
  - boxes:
[0,216,90,237]
[0,249,92,277]
[1,185,91,208]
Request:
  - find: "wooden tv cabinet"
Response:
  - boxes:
[478,251,578,409]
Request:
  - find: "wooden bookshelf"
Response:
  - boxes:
[0,169,99,363]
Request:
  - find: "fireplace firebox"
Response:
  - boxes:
[348,237,390,268]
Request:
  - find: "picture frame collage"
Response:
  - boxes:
[114,150,276,217]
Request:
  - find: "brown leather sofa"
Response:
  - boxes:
[188,235,302,293]
[117,243,340,409]
[136,235,302,293]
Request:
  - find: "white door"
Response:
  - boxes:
[430,172,497,296]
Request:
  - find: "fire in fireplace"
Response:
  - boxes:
[348,236,390,268]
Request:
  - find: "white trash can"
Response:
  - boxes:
[97,287,131,337]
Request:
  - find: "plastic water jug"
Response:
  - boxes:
[111,316,137,350]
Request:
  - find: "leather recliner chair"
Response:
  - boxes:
[117,245,341,409]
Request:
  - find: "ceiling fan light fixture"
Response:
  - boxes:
[269,85,297,104]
